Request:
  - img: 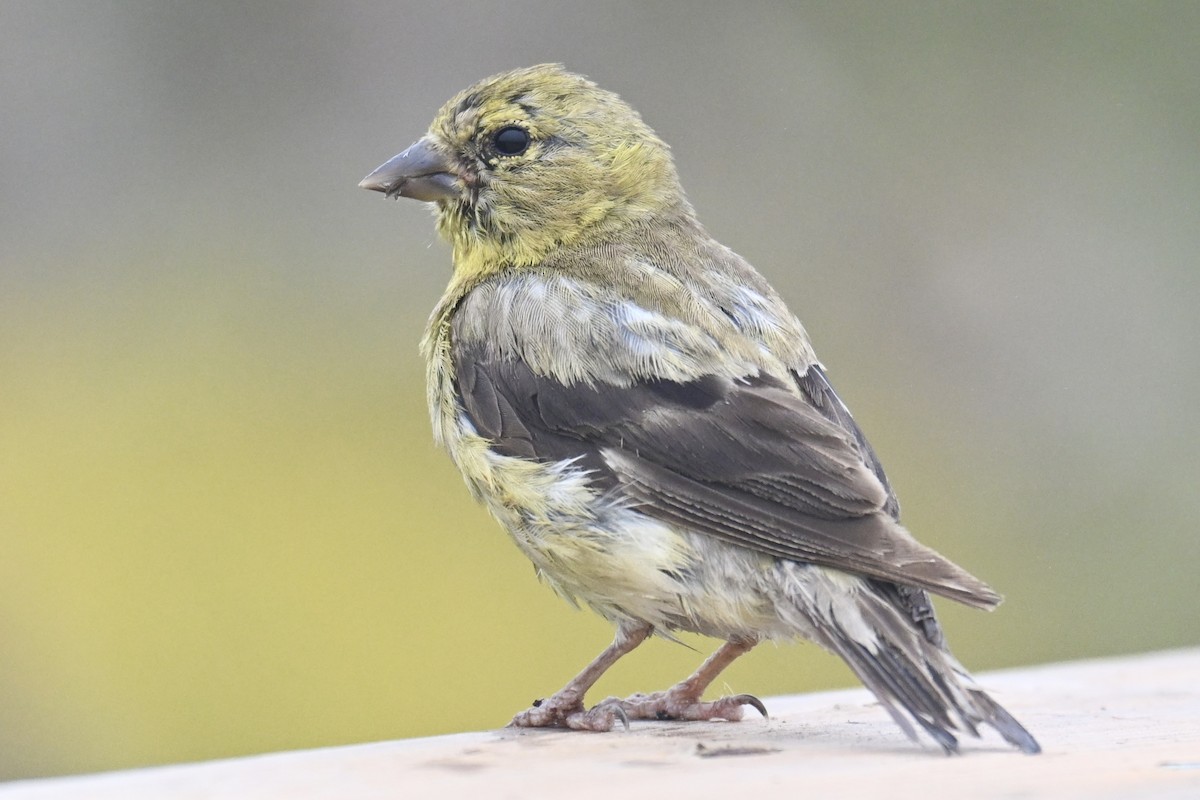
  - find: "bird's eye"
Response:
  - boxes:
[492,126,530,156]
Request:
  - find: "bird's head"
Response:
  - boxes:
[360,64,686,274]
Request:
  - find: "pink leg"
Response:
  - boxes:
[509,621,653,731]
[610,638,767,722]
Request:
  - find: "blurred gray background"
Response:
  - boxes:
[2,0,1197,781]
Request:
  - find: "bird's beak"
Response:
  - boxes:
[358,136,461,202]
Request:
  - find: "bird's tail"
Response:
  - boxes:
[781,568,1041,754]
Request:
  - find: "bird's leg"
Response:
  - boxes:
[608,637,767,722]
[508,621,653,731]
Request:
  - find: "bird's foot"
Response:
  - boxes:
[604,687,768,722]
[508,690,630,732]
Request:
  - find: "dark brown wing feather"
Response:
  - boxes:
[454,343,1000,609]
[793,366,948,644]
[794,366,900,519]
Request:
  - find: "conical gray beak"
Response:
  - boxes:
[359,137,461,202]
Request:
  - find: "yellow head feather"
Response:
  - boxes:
[425,64,688,277]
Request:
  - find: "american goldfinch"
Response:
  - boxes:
[359,64,1039,754]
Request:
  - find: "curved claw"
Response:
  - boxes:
[734,693,769,720]
[603,700,631,732]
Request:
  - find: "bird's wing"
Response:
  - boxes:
[454,343,1000,610]
[793,365,900,520]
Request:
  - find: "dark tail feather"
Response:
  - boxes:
[826,636,962,753]
[810,582,1041,755]
[968,688,1042,754]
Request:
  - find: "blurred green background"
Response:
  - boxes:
[2,0,1198,782]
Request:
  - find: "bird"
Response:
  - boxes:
[358,64,1040,755]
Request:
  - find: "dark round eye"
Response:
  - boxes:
[492,126,530,156]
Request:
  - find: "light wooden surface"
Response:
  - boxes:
[3,648,1198,799]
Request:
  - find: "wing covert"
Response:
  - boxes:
[454,342,999,610]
